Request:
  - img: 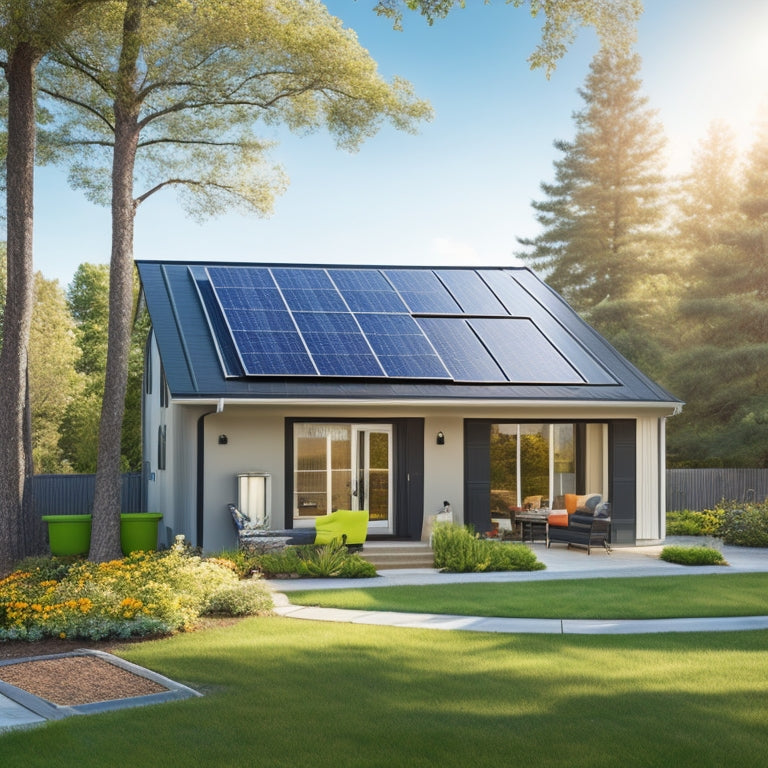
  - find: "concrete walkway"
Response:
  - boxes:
[268,537,768,634]
[2,537,767,733]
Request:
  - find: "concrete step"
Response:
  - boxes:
[359,542,436,570]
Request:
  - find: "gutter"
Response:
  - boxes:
[175,397,683,413]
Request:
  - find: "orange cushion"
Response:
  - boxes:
[548,512,569,527]
[564,494,578,515]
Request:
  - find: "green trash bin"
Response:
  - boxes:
[120,513,163,554]
[41,514,92,556]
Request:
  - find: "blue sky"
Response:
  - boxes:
[33,0,768,287]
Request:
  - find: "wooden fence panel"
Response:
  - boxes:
[666,468,768,511]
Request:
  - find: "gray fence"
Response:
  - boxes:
[30,472,143,516]
[666,469,768,511]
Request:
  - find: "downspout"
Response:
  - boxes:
[196,399,224,548]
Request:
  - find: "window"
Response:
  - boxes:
[157,424,167,470]
[293,424,352,519]
[490,423,577,510]
[160,365,169,408]
[144,334,153,395]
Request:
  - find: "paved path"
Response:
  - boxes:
[269,538,768,635]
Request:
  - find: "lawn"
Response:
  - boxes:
[287,573,768,619]
[2,617,767,768]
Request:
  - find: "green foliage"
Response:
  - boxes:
[0,539,273,642]
[665,117,768,468]
[659,545,727,566]
[202,580,273,616]
[665,508,724,536]
[29,272,82,473]
[432,523,545,573]
[373,0,642,77]
[39,0,432,219]
[57,263,147,472]
[254,542,377,579]
[718,501,768,547]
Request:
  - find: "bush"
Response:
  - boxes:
[203,580,274,616]
[254,542,377,579]
[665,508,725,536]
[432,523,545,573]
[0,538,274,642]
[660,545,727,566]
[719,501,768,547]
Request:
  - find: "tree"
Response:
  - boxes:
[0,0,108,573]
[67,262,110,379]
[516,49,671,374]
[28,273,82,473]
[665,116,768,467]
[674,120,741,252]
[374,0,642,76]
[59,262,145,473]
[39,0,433,560]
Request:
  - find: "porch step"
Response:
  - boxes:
[359,541,436,570]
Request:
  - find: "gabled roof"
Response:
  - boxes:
[136,260,680,405]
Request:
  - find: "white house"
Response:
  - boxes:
[137,261,681,552]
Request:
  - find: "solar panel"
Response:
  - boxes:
[417,318,506,381]
[384,269,462,314]
[208,267,316,376]
[468,318,584,384]
[356,313,450,379]
[436,270,507,315]
[201,265,591,384]
[190,267,244,377]
[232,330,316,376]
[479,270,616,385]
[329,268,408,313]
[291,312,384,377]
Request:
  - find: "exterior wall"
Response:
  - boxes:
[143,336,174,542]
[148,392,676,552]
[585,423,608,499]
[635,415,665,543]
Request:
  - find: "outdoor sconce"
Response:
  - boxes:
[436,431,445,445]
[218,434,228,445]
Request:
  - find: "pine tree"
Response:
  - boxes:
[517,49,671,374]
[666,116,768,467]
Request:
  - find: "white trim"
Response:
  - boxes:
[172,397,681,413]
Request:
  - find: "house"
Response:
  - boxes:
[136,261,681,552]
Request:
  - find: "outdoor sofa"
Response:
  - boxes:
[546,502,611,555]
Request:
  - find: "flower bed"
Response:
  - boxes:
[0,538,272,642]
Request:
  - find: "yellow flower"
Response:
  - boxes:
[59,632,67,639]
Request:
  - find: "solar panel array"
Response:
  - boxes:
[196,265,595,384]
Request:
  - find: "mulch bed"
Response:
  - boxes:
[0,618,240,706]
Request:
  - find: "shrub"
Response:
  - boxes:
[203,580,274,616]
[719,501,768,547]
[432,523,545,573]
[666,508,725,536]
[660,545,727,566]
[254,542,377,579]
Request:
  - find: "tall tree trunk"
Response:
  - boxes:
[0,42,42,574]
[89,0,144,562]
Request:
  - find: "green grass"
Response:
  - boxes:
[2,617,768,768]
[287,573,768,619]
